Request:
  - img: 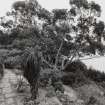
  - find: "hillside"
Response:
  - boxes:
[1,66,105,105]
[12,60,105,105]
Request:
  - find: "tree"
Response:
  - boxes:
[21,46,41,99]
[1,0,105,70]
[11,0,42,28]
[39,0,105,70]
[68,0,105,55]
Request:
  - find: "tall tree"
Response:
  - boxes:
[1,0,105,70]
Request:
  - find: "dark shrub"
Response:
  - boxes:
[39,69,52,87]
[40,69,64,93]
[0,57,4,79]
[62,71,88,87]
[21,47,41,99]
[62,72,76,85]
[62,59,105,86]
[86,96,98,105]
[63,60,87,73]
[85,67,105,82]
[62,60,89,86]
[4,56,21,69]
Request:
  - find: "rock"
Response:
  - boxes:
[63,85,77,102]
[45,86,56,98]
[39,97,62,105]
[76,99,84,105]
[64,91,77,102]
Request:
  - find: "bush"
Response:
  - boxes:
[4,55,21,69]
[62,59,105,86]
[0,57,4,79]
[64,60,87,73]
[84,67,105,83]
[86,96,100,105]
[62,71,88,87]
[62,60,89,87]
[40,69,51,87]
[21,47,41,99]
[62,72,76,85]
[40,69,64,93]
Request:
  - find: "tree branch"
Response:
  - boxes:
[55,39,63,70]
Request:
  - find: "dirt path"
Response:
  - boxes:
[0,69,30,105]
[0,69,83,105]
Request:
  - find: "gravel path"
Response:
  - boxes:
[0,69,30,105]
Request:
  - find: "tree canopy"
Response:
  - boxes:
[0,0,105,70]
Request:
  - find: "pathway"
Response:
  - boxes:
[0,69,30,105]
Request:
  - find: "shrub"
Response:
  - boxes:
[61,72,76,85]
[21,47,41,99]
[62,71,88,87]
[62,60,88,87]
[0,57,4,79]
[40,69,64,93]
[4,55,21,69]
[63,60,87,73]
[86,96,99,105]
[52,81,64,93]
[85,67,105,83]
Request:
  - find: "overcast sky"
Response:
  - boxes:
[0,0,105,21]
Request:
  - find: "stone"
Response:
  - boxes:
[6,98,15,105]
[41,97,62,105]
[2,87,13,94]
[5,92,16,98]
[0,95,5,102]
[15,96,24,105]
[76,99,84,105]
[0,88,2,93]
[0,101,5,105]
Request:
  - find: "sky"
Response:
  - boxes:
[0,0,105,20]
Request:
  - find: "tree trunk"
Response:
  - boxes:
[31,76,39,99]
[55,40,63,70]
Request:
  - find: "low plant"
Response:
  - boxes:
[21,47,41,99]
[85,96,101,105]
[0,57,4,79]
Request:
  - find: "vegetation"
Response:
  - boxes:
[0,57,4,79]
[62,60,105,87]
[0,0,105,103]
[21,47,41,99]
[0,0,105,70]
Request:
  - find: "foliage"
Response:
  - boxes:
[45,86,56,98]
[62,71,88,87]
[4,55,21,69]
[0,32,10,45]
[61,60,88,86]
[16,77,27,93]
[23,97,39,105]
[40,68,64,93]
[21,47,41,99]
[0,0,105,71]
[62,60,105,87]
[86,96,100,105]
[0,57,4,79]
[70,0,89,8]
[63,60,87,72]
[85,67,105,82]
